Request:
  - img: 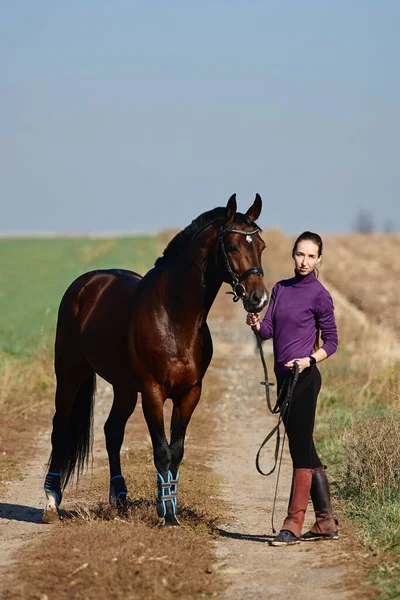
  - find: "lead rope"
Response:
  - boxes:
[252,326,300,533]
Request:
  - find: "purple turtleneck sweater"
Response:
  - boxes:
[259,271,338,375]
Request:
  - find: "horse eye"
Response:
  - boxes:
[226,244,239,253]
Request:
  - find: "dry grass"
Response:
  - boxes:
[340,408,400,499]
[0,350,55,486]
[331,403,400,597]
[323,234,400,334]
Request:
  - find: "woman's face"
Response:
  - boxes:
[293,240,320,276]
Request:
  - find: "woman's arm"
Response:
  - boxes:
[316,289,338,358]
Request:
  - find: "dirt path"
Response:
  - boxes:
[0,311,375,599]
[0,381,113,593]
[208,311,375,600]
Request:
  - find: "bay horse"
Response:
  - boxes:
[43,194,268,525]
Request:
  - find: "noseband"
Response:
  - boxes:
[217,224,264,302]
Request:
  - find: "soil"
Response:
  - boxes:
[0,308,377,599]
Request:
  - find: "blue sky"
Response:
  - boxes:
[1,1,399,235]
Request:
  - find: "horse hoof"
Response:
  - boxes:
[161,515,180,527]
[43,506,60,524]
[116,495,128,510]
[109,476,128,507]
[43,492,60,524]
[109,492,128,508]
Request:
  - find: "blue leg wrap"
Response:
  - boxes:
[157,471,178,518]
[44,472,62,505]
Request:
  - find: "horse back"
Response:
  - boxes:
[58,269,141,321]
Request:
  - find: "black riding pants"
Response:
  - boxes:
[277,367,323,470]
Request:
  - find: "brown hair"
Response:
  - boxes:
[292,230,323,258]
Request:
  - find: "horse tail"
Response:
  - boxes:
[59,373,96,490]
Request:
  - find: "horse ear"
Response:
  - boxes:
[245,193,262,222]
[224,193,237,227]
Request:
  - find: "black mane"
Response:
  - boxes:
[154,207,257,267]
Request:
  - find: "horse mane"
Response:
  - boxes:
[154,207,257,267]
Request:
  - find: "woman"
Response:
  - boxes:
[246,231,338,546]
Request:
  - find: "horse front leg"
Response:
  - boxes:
[169,385,202,515]
[142,386,178,525]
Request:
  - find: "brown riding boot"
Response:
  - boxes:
[302,466,339,541]
[271,468,313,546]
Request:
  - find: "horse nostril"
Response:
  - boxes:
[251,292,261,304]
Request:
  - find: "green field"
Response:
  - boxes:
[0,235,163,355]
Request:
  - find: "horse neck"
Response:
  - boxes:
[165,231,222,323]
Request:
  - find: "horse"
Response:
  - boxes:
[43,193,268,525]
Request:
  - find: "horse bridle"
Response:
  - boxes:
[217,224,264,302]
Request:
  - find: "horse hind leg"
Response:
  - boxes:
[43,363,95,524]
[104,389,137,507]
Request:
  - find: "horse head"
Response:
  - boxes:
[217,194,269,313]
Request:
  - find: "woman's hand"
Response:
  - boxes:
[246,312,260,331]
[284,357,311,373]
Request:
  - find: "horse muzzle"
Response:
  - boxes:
[243,289,269,313]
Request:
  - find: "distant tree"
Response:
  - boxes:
[383,219,395,233]
[354,209,375,234]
